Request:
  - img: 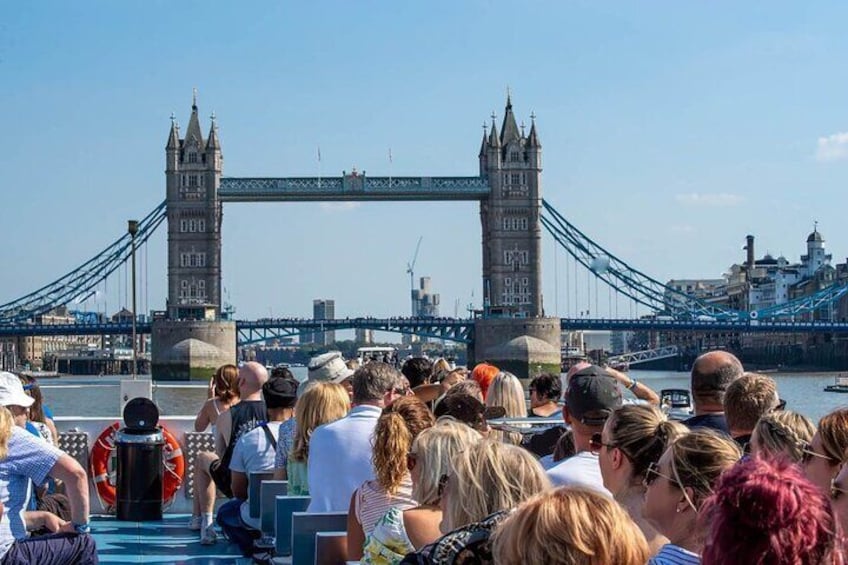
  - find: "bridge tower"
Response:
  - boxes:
[473,97,559,378]
[479,96,543,317]
[154,95,234,381]
[164,95,223,320]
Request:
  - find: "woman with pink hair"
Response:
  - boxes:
[702,457,843,565]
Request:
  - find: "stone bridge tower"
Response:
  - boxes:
[479,96,543,318]
[164,95,223,320]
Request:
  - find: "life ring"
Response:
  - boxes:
[89,422,185,512]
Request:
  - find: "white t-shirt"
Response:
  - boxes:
[307,405,382,512]
[229,421,281,529]
[546,450,611,497]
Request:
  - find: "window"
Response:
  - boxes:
[198,280,205,289]
[510,173,521,185]
[189,219,197,232]
[509,151,520,162]
[188,175,198,188]
[179,220,188,232]
[180,280,188,289]
[187,152,197,164]
[198,219,206,232]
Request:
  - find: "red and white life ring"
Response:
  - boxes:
[89,422,185,512]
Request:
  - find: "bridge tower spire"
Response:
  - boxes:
[164,94,223,320]
[479,95,543,318]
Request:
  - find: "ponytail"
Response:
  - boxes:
[373,397,435,493]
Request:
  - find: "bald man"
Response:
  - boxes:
[682,351,743,434]
[191,362,269,544]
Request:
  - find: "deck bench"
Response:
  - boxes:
[315,531,348,565]
[274,495,311,556]
[291,511,348,565]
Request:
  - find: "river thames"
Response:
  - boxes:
[41,368,848,424]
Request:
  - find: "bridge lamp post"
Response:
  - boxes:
[127,220,139,380]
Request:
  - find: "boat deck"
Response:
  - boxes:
[92,513,249,564]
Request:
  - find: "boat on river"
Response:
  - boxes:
[660,388,693,420]
[824,375,848,393]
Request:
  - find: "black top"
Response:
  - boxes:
[219,400,267,472]
[682,413,730,435]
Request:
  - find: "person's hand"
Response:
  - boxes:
[439,371,465,395]
[42,512,68,533]
[604,367,634,389]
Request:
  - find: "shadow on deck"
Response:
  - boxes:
[92,513,249,564]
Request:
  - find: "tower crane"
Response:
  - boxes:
[406,236,423,314]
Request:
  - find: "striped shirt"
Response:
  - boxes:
[0,427,63,557]
[649,544,701,565]
[354,476,416,535]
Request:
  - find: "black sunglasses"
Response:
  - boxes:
[644,461,679,487]
[589,432,616,452]
[832,477,848,501]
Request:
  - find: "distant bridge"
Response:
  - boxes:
[4,317,848,346]
[608,345,680,367]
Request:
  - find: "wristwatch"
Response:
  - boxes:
[73,522,91,534]
[627,378,639,391]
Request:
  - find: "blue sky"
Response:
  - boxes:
[2,2,848,323]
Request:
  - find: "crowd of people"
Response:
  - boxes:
[181,350,848,564]
[0,345,847,564]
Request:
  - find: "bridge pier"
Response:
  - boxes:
[471,317,561,380]
[151,320,236,381]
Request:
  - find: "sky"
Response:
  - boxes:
[2,2,848,324]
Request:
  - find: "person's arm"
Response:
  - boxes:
[605,367,660,405]
[194,400,212,432]
[273,467,288,481]
[48,453,89,529]
[346,491,364,561]
[230,470,248,500]
[44,418,59,445]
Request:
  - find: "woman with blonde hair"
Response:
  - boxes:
[750,409,815,463]
[273,381,349,492]
[485,372,527,445]
[803,407,848,494]
[362,419,480,563]
[492,486,650,565]
[406,440,550,563]
[347,396,435,560]
[597,404,687,555]
[643,430,741,563]
[194,364,240,433]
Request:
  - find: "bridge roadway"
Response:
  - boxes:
[2,317,848,344]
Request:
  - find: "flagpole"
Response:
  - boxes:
[317,145,322,189]
[389,147,393,189]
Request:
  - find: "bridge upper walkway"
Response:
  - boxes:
[218,176,490,202]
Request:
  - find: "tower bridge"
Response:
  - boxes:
[1,94,847,378]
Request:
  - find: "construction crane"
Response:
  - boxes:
[406,236,423,314]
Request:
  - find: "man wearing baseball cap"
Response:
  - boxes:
[546,365,622,496]
[0,372,97,563]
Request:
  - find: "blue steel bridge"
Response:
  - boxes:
[3,315,848,348]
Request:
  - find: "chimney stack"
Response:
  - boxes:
[745,235,755,270]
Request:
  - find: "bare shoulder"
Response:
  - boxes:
[403,507,442,548]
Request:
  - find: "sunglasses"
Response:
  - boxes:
[831,477,848,501]
[643,461,679,487]
[801,443,839,465]
[589,432,616,452]
[437,473,450,497]
[774,398,787,411]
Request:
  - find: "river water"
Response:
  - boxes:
[42,368,848,424]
